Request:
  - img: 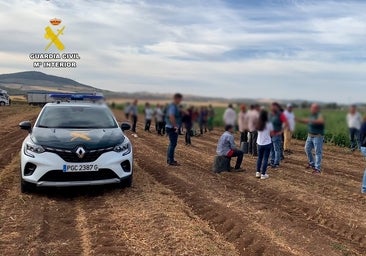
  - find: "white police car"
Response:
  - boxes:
[19,94,133,192]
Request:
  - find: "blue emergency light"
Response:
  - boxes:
[49,93,104,101]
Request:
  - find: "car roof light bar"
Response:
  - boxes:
[49,93,104,102]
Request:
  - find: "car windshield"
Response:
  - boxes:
[36,105,118,129]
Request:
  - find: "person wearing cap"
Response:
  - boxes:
[284,103,296,154]
[216,124,244,171]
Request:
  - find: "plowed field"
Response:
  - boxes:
[0,105,365,256]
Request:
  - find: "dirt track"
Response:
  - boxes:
[0,105,365,256]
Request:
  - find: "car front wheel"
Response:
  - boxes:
[20,179,35,193]
[121,175,132,188]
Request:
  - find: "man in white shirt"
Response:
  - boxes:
[284,103,296,154]
[247,104,260,156]
[223,104,237,127]
[238,104,249,144]
[347,104,363,151]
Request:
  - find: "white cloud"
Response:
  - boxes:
[1,0,366,103]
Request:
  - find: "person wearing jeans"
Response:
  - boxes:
[165,93,183,166]
[216,125,244,171]
[270,134,282,167]
[256,110,274,180]
[269,102,288,168]
[166,127,179,164]
[297,103,325,174]
[305,135,323,171]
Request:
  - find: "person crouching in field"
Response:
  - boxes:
[359,116,366,193]
[216,125,244,171]
[256,110,275,180]
[297,103,325,174]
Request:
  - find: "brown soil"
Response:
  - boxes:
[0,105,365,256]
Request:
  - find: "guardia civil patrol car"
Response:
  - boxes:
[19,93,133,193]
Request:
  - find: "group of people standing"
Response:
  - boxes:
[346,105,366,193]
[123,94,215,165]
[158,93,215,166]
[218,102,324,179]
[124,95,365,193]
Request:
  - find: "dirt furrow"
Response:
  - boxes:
[132,128,365,255]
[131,138,295,255]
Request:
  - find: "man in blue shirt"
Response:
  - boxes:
[216,124,244,171]
[166,93,183,166]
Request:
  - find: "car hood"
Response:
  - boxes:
[31,127,124,150]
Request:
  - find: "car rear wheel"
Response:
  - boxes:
[0,102,5,106]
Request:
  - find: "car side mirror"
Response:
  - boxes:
[120,122,131,131]
[19,121,32,132]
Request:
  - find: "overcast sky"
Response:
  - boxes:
[0,0,366,103]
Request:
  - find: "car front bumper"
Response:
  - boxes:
[21,146,133,187]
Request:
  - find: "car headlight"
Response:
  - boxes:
[114,142,131,156]
[24,142,45,158]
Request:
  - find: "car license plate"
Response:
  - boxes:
[62,164,99,172]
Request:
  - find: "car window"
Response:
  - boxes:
[37,106,118,129]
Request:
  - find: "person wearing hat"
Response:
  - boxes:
[216,124,244,171]
[284,103,296,154]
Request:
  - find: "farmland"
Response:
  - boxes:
[0,105,365,256]
[114,101,355,147]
